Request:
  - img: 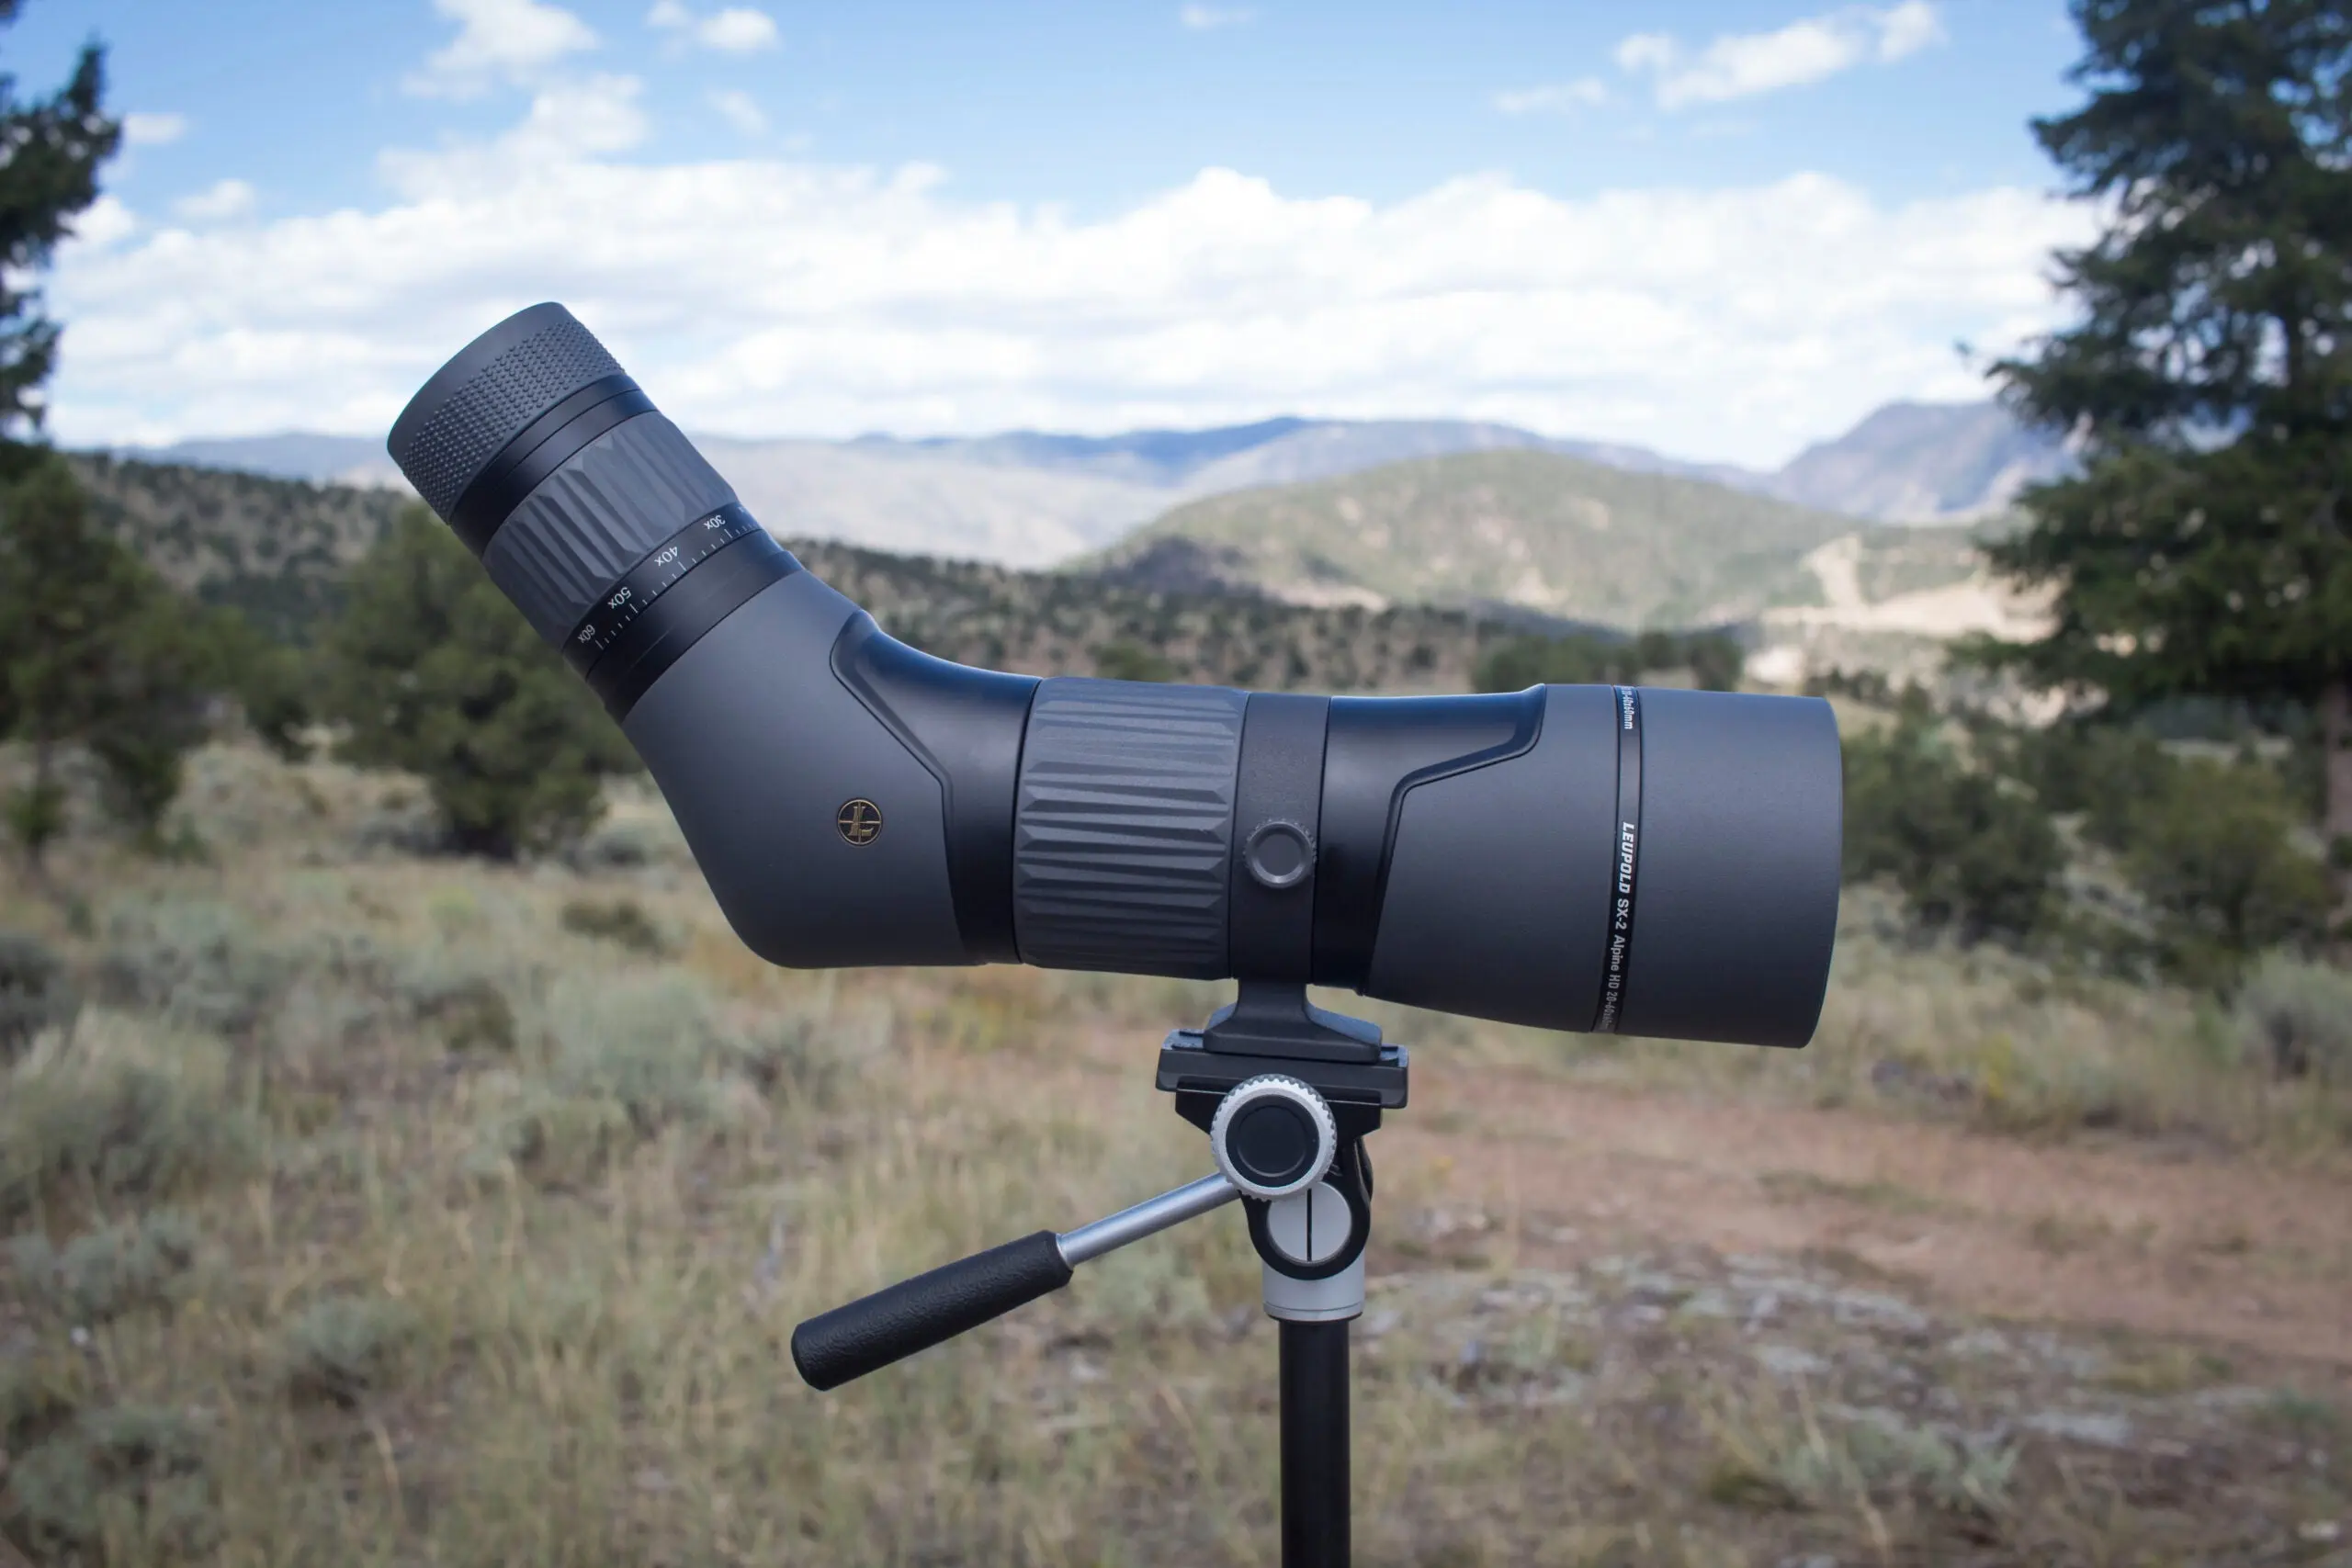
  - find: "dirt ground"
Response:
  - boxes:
[1391,1061,2352,1374]
[1041,1025,2352,1383]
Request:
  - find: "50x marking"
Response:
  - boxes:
[560,504,765,677]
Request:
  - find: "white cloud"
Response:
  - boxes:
[1614,33,1679,74]
[1876,0,1947,58]
[648,1,779,52]
[122,111,188,147]
[1493,78,1610,116]
[708,87,767,135]
[44,93,2088,468]
[1618,2,1945,109]
[172,179,256,222]
[69,195,137,250]
[408,0,598,96]
[379,75,649,195]
[1179,6,1253,29]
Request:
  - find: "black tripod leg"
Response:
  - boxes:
[1279,1318,1350,1568]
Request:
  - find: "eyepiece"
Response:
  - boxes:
[390,302,626,528]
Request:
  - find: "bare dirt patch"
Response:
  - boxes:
[1028,1020,2352,1376]
[1383,1062,2352,1373]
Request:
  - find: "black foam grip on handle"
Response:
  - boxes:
[791,1230,1074,1391]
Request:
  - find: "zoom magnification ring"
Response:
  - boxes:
[562,503,770,677]
[561,512,802,720]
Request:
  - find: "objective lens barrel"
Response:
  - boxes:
[390,304,1840,1046]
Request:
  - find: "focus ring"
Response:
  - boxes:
[480,412,741,647]
[1012,679,1246,978]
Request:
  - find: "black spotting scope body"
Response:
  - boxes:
[390,304,1842,1047]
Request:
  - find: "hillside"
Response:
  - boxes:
[71,449,2025,696]
[70,453,413,640]
[1768,400,2071,523]
[1093,448,1875,627]
[793,537,1535,692]
[126,398,2069,568]
[68,452,1544,694]
[693,436,1167,567]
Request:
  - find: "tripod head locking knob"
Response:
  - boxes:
[1210,1076,1338,1200]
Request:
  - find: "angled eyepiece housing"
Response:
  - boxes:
[390,304,1841,1046]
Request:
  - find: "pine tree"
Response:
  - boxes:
[0,0,120,435]
[0,9,216,870]
[321,510,639,860]
[1978,0,2352,931]
[0,457,211,863]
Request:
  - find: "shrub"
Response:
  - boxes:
[0,457,224,860]
[321,510,637,859]
[1999,720,2171,835]
[0,1352,78,1470]
[7,1211,202,1325]
[546,974,732,1133]
[274,1295,419,1406]
[1475,628,1745,693]
[1092,639,1176,682]
[414,972,519,1055]
[2112,758,2330,986]
[469,974,840,1183]
[393,943,523,1055]
[93,897,292,1040]
[0,1021,257,1223]
[570,808,689,872]
[468,1083,639,1190]
[559,895,673,956]
[4,1403,219,1560]
[2233,952,2352,1083]
[1843,706,2062,943]
[724,1008,845,1105]
[349,785,447,856]
[0,928,78,1057]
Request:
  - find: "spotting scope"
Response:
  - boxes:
[388,303,1841,1045]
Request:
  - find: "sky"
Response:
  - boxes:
[11,0,2097,468]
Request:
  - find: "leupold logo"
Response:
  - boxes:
[836,798,883,846]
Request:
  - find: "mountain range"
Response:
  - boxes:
[1093,450,1861,626]
[118,398,2069,569]
[77,429,2035,704]
[69,453,1564,696]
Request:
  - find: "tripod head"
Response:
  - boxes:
[788,983,1398,1566]
[790,983,1396,1391]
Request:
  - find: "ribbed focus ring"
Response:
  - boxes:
[1012,679,1246,978]
[481,412,740,646]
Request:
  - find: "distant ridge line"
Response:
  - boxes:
[107,399,2067,570]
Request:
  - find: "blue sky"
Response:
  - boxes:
[14,1,2098,467]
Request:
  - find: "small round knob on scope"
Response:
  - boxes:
[1240,818,1315,890]
[1209,1076,1338,1200]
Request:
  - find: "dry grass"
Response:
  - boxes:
[0,741,2346,1566]
[1324,883,2352,1156]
